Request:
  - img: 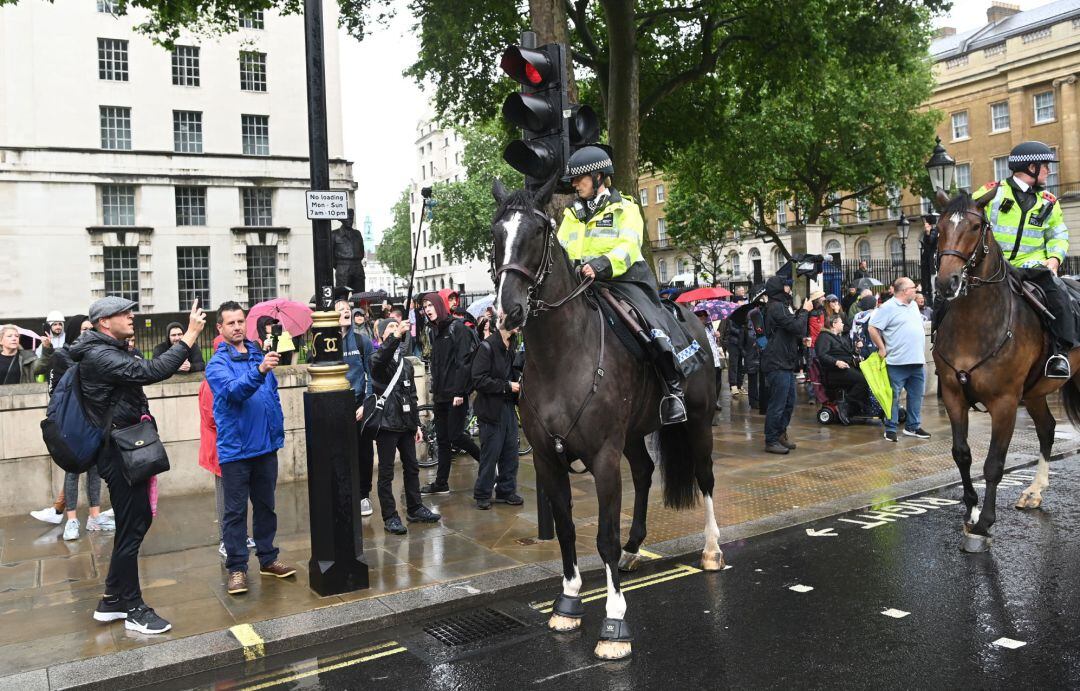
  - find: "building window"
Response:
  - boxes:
[246,246,277,303]
[887,186,901,219]
[656,185,665,203]
[951,111,969,140]
[97,38,128,81]
[776,201,787,228]
[174,187,206,226]
[1034,91,1056,124]
[658,259,668,283]
[1021,27,1051,44]
[993,155,1009,182]
[99,106,131,150]
[103,247,139,308]
[729,251,741,276]
[856,239,872,263]
[956,163,971,192]
[921,197,933,216]
[171,46,200,87]
[856,197,870,222]
[889,237,903,264]
[101,184,135,226]
[677,258,688,275]
[657,218,667,241]
[241,188,273,227]
[824,239,841,260]
[96,0,118,13]
[241,114,270,155]
[990,101,1010,131]
[639,188,648,206]
[173,110,203,153]
[176,247,210,308]
[1047,147,1060,194]
[239,51,267,92]
[238,10,264,29]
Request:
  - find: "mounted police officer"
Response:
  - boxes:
[557,146,700,425]
[972,140,1075,378]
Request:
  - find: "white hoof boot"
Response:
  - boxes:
[701,550,725,571]
[618,550,642,572]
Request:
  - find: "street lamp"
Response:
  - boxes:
[925,136,957,195]
[897,213,910,279]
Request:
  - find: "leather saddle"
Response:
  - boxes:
[1010,273,1080,322]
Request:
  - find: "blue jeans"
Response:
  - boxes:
[220,452,280,573]
[764,370,796,444]
[885,364,924,433]
[475,405,519,501]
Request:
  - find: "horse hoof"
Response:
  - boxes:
[701,550,725,571]
[619,550,642,572]
[548,614,582,632]
[594,639,632,660]
[960,532,992,553]
[1015,492,1042,510]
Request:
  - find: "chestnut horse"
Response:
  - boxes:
[933,189,1080,552]
[490,177,722,660]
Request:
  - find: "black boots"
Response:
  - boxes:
[649,336,688,425]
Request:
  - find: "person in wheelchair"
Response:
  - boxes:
[815,315,871,424]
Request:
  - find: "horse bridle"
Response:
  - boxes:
[935,208,1006,299]
[491,205,593,316]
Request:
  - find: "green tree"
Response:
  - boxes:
[427,119,522,264]
[376,188,413,280]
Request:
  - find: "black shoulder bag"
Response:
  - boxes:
[359,357,406,438]
[111,402,171,486]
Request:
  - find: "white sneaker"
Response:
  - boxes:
[247,537,256,549]
[361,497,373,517]
[63,518,80,541]
[218,542,227,559]
[730,386,740,396]
[101,508,114,518]
[86,514,116,531]
[30,507,64,525]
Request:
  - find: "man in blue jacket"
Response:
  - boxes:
[206,301,296,596]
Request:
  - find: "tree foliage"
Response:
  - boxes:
[376,188,413,280]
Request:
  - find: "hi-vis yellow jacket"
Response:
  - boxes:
[557,192,645,279]
[973,179,1068,268]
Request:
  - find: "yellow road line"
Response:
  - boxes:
[238,646,408,691]
[229,624,265,662]
[232,641,402,687]
[531,565,688,609]
[536,564,702,613]
[637,549,662,559]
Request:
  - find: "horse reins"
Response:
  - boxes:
[492,204,605,462]
[935,207,1014,410]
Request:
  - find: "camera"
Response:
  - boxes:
[266,323,282,352]
[420,186,433,199]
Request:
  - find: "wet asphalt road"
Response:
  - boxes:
[175,456,1080,690]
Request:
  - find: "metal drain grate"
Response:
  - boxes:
[423,608,525,647]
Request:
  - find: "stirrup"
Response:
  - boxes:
[659,394,687,425]
[1045,354,1071,379]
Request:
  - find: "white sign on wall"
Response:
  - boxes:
[305,190,349,220]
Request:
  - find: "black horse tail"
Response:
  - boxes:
[1062,378,1080,430]
[657,423,699,510]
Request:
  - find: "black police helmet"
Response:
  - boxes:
[563,146,615,182]
[1008,140,1058,173]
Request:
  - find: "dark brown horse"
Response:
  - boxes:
[933,189,1080,552]
[490,178,722,660]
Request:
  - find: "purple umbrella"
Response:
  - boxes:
[694,299,737,323]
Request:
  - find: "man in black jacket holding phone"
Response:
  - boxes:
[470,322,524,510]
[761,276,811,454]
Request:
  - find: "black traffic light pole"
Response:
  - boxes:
[302,0,367,596]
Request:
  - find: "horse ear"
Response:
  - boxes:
[975,190,994,210]
[492,179,510,206]
[934,189,950,211]
[535,174,559,207]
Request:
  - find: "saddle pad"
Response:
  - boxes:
[596,295,647,361]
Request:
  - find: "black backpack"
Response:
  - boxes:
[40,365,114,473]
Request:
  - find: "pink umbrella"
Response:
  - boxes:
[15,327,46,351]
[245,299,314,341]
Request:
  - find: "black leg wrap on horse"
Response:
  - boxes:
[553,594,585,619]
[599,617,633,642]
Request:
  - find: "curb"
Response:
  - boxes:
[3,445,1074,690]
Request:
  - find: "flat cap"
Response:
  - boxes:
[89,296,137,323]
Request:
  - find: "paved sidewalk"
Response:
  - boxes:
[0,394,1076,679]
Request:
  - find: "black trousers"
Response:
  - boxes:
[355,420,375,498]
[475,405,519,501]
[826,367,871,411]
[97,444,153,606]
[727,341,745,387]
[375,429,421,520]
[434,399,481,487]
[1022,266,1078,348]
[747,370,762,408]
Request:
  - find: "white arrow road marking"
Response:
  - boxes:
[789,584,814,593]
[805,528,837,537]
[881,608,910,618]
[992,637,1027,649]
[450,584,481,595]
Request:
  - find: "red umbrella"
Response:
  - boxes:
[675,286,732,303]
[246,299,314,341]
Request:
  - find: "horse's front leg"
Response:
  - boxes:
[592,447,632,660]
[964,397,1020,553]
[619,437,654,573]
[534,449,582,632]
[1016,396,1055,510]
[942,381,979,528]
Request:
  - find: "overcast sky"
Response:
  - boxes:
[338,0,1052,238]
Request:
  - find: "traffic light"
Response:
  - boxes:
[500,40,599,190]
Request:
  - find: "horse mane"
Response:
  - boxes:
[495,188,541,220]
[943,191,974,217]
